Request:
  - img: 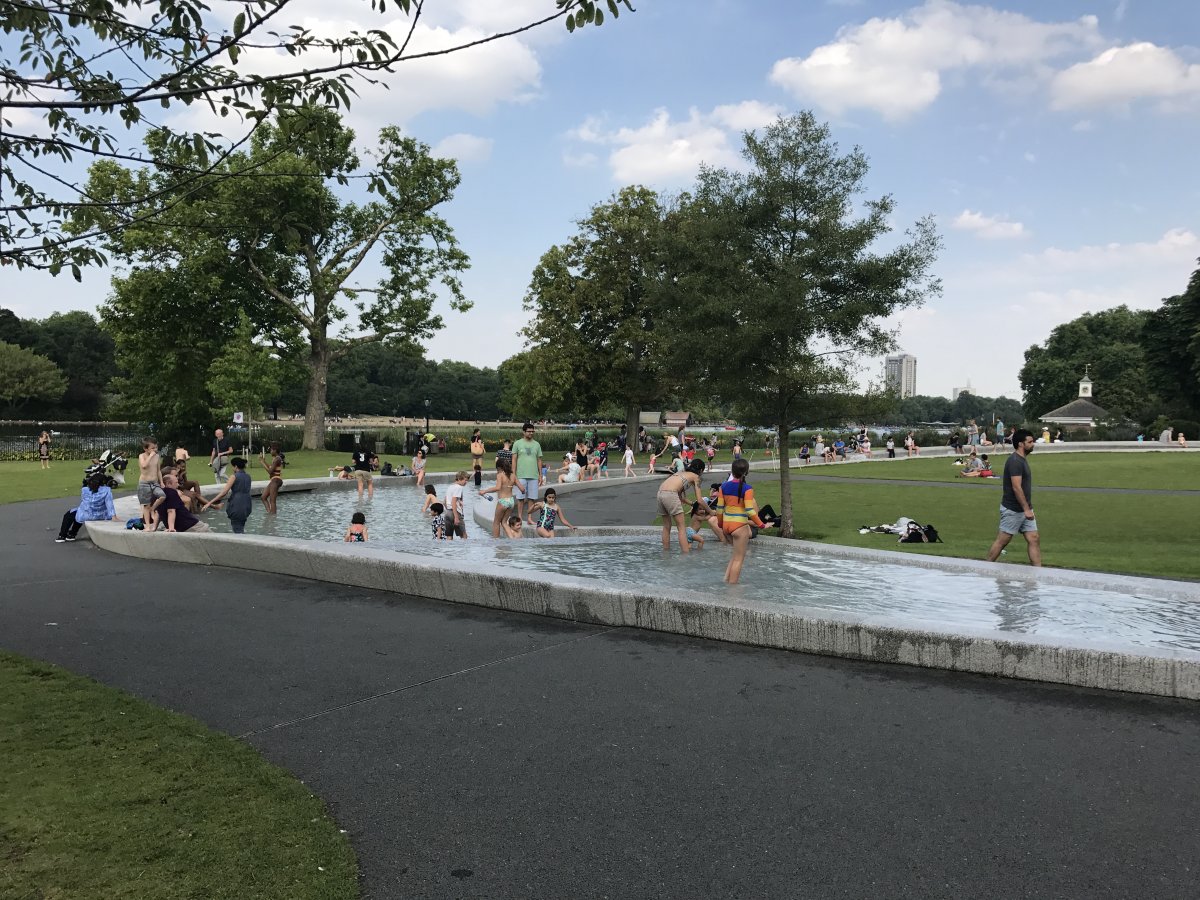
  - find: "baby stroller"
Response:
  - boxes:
[82,449,129,488]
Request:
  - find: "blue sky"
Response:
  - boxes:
[8,0,1200,402]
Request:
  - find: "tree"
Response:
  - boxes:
[1019,306,1160,421]
[1143,262,1200,419]
[27,311,117,419]
[207,312,284,428]
[78,108,470,449]
[1,0,630,273]
[677,112,941,537]
[0,341,68,413]
[519,186,679,437]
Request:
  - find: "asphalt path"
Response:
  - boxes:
[4,496,1200,899]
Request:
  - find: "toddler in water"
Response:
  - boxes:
[686,502,715,549]
[429,502,447,540]
[343,511,368,542]
[503,515,523,539]
[527,488,575,538]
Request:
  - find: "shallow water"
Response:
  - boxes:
[203,482,1200,654]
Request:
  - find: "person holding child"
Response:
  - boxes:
[656,458,708,553]
[203,456,253,533]
[479,458,523,538]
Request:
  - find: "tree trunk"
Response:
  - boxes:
[302,337,329,450]
[626,403,640,456]
[777,418,794,539]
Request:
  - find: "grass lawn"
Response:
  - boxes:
[0,651,357,900]
[789,451,1200,491]
[744,475,1200,581]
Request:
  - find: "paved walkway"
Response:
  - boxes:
[4,497,1200,899]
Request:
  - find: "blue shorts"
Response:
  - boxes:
[686,527,699,544]
[999,505,1037,535]
[517,478,539,501]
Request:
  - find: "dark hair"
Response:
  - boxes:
[544,488,557,501]
[231,457,247,470]
[495,457,512,477]
[351,511,366,525]
[507,515,521,528]
[710,483,721,492]
[87,473,104,492]
[142,437,156,450]
[687,458,706,475]
[430,502,444,514]
[522,422,534,431]
[424,484,437,495]
[730,457,750,501]
[690,501,700,516]
[1013,428,1033,446]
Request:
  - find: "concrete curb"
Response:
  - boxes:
[84,520,1200,700]
[92,475,1200,700]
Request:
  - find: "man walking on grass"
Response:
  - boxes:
[986,428,1041,566]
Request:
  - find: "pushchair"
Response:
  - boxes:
[82,449,129,488]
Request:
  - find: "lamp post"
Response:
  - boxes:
[424,398,430,435]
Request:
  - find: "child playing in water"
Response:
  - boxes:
[344,511,368,542]
[656,458,708,553]
[686,502,713,549]
[527,488,575,538]
[421,484,438,514]
[502,515,523,539]
[717,458,766,584]
[429,502,446,540]
[479,458,523,538]
[645,446,659,476]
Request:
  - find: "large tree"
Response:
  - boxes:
[1,0,629,273]
[0,342,68,414]
[677,112,941,537]
[78,108,470,448]
[1019,306,1160,421]
[1143,262,1200,419]
[518,186,679,437]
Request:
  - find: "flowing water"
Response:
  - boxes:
[201,481,1200,654]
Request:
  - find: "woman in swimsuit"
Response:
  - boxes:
[412,449,427,486]
[716,458,766,584]
[260,442,284,514]
[478,457,523,538]
[528,488,575,538]
[656,458,707,553]
[420,484,438,515]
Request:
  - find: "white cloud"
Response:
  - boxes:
[769,0,1103,120]
[432,133,494,164]
[1023,152,1036,163]
[1023,228,1199,274]
[1050,43,1200,110]
[562,151,599,168]
[566,101,784,184]
[952,209,1028,239]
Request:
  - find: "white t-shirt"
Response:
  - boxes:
[445,483,466,521]
[623,447,634,464]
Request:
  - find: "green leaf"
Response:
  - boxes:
[233,12,246,36]
[566,14,576,32]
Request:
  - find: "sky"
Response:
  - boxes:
[7,0,1200,401]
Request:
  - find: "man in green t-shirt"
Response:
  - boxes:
[513,422,544,520]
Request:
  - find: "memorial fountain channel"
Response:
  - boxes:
[89,473,1200,699]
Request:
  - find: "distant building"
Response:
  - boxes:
[951,381,973,401]
[1040,371,1107,429]
[885,354,918,399]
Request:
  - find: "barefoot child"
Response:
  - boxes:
[527,488,575,538]
[687,501,725,548]
[137,437,164,529]
[502,515,523,539]
[344,510,368,542]
[479,458,524,538]
[429,502,446,540]
[445,470,469,539]
[623,443,636,477]
[717,458,766,584]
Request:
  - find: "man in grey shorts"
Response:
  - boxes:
[985,428,1041,566]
